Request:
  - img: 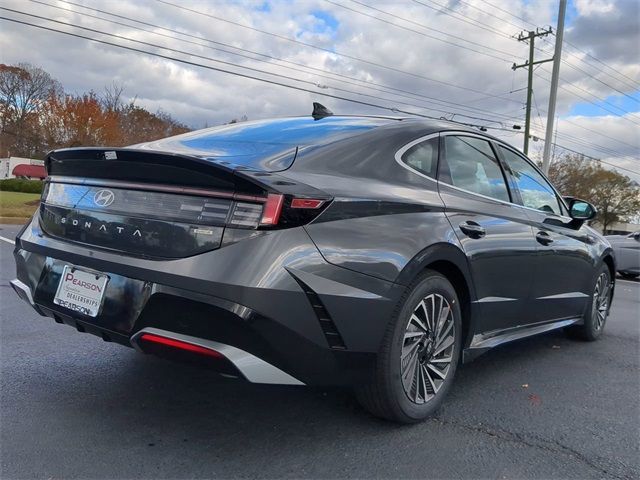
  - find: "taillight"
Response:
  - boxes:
[260,193,285,226]
[291,198,325,209]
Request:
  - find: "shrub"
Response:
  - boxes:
[0,178,44,194]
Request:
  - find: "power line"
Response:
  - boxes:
[327,0,517,61]
[551,144,640,176]
[561,38,640,89]
[21,1,527,125]
[468,0,640,93]
[0,14,515,132]
[476,0,536,29]
[332,0,640,121]
[411,0,513,40]
[534,72,640,123]
[154,0,523,103]
[3,6,636,165]
[551,57,640,104]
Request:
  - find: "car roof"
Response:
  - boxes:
[131,114,503,171]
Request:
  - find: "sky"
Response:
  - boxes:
[0,0,638,179]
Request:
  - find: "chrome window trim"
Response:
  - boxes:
[437,131,573,222]
[393,132,439,182]
[438,172,573,221]
[395,130,574,224]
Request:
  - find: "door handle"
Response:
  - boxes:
[459,221,486,239]
[536,231,554,246]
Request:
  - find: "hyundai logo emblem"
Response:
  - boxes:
[93,189,115,207]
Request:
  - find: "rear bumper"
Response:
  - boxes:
[12,216,403,386]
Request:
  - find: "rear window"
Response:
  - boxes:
[136,116,393,171]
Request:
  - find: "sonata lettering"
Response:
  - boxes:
[58,217,145,237]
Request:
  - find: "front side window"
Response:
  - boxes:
[498,146,562,215]
[401,136,438,178]
[440,136,510,202]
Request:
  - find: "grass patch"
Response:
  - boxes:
[0,191,40,218]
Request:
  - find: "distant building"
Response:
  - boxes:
[0,157,46,180]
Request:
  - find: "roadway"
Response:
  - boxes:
[0,223,638,479]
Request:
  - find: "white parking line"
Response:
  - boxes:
[617,279,639,286]
[0,235,15,245]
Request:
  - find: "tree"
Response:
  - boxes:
[548,154,640,232]
[115,103,189,146]
[0,63,62,157]
[40,91,119,150]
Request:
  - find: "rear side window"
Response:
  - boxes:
[401,137,438,177]
[498,146,562,215]
[440,136,510,202]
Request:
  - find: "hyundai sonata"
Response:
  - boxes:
[11,108,615,422]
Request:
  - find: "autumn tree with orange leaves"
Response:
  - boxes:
[0,63,189,158]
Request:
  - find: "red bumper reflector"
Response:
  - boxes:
[139,333,223,359]
[260,193,284,225]
[291,198,325,209]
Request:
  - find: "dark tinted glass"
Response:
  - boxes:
[441,136,509,202]
[498,146,562,215]
[401,137,438,177]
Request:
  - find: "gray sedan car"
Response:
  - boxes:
[606,232,640,279]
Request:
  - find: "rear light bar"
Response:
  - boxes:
[139,333,223,359]
[44,178,330,231]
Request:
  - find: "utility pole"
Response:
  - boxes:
[542,0,567,174]
[512,27,553,155]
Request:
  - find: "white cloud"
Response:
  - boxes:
[0,0,637,176]
[574,0,616,16]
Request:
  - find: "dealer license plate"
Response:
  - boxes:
[53,265,109,317]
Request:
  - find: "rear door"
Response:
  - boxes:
[496,144,594,322]
[437,133,538,334]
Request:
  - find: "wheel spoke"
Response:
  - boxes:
[427,363,447,380]
[414,357,422,403]
[404,331,425,340]
[401,340,421,363]
[429,295,436,331]
[420,365,431,401]
[410,314,428,333]
[435,319,453,347]
[401,292,456,405]
[418,299,431,331]
[434,302,451,340]
[425,366,439,394]
[434,335,454,356]
[402,347,419,381]
[430,356,452,364]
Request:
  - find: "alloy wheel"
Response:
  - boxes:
[592,273,610,331]
[400,293,455,405]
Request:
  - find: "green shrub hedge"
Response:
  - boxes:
[0,178,44,194]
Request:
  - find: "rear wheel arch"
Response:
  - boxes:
[602,253,615,279]
[601,252,616,304]
[425,260,472,351]
[397,243,477,350]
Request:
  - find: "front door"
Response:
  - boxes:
[497,144,594,322]
[437,134,538,335]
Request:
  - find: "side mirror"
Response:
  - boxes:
[565,197,597,221]
[632,232,640,241]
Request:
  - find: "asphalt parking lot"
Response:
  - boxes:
[1,223,638,479]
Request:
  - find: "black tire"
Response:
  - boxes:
[619,272,639,280]
[567,264,612,341]
[356,269,462,423]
